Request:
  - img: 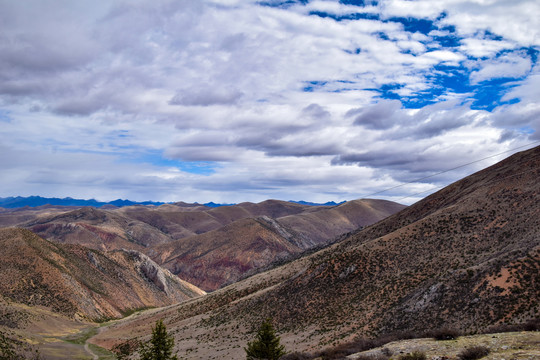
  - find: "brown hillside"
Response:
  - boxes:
[152,217,304,291]
[25,206,172,252]
[0,228,205,321]
[91,145,540,359]
[277,199,406,246]
[226,145,540,337]
[116,199,314,241]
[1,199,404,293]
[149,199,405,291]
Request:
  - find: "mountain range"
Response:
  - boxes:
[88,145,540,359]
[1,198,404,292]
[0,146,538,359]
[0,196,344,209]
[0,196,166,208]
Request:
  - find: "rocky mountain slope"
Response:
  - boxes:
[152,217,305,291]
[90,145,540,358]
[0,228,205,321]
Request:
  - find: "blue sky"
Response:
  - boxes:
[0,0,539,204]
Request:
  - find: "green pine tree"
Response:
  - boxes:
[139,319,178,360]
[245,318,286,360]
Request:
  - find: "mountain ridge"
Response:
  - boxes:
[1,198,405,292]
[0,196,349,209]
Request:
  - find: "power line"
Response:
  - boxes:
[397,163,540,204]
[396,185,444,203]
[361,140,540,200]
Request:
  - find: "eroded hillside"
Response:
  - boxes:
[0,228,205,321]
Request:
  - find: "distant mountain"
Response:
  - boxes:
[201,201,236,208]
[0,196,347,209]
[90,145,540,358]
[289,200,346,206]
[0,228,205,321]
[0,196,165,208]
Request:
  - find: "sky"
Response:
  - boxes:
[1,0,539,205]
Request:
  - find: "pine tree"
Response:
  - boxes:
[139,319,178,360]
[245,318,286,360]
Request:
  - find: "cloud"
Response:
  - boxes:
[406,101,481,138]
[345,100,479,139]
[347,100,402,130]
[0,0,539,205]
[470,51,532,84]
[301,103,331,120]
[331,133,505,183]
[491,66,540,139]
[459,38,516,58]
[169,86,244,106]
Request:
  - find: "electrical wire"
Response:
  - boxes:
[360,140,540,200]
[396,163,540,204]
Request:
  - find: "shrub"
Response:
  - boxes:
[482,318,540,334]
[430,327,461,340]
[354,354,391,360]
[315,337,377,359]
[111,339,139,360]
[398,351,426,360]
[313,331,421,360]
[281,352,312,360]
[457,345,490,360]
[523,318,540,331]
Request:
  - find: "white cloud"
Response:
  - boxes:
[422,50,465,64]
[380,0,446,19]
[460,38,516,58]
[0,0,539,204]
[470,51,532,84]
[440,0,540,46]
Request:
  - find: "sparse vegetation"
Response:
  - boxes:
[430,327,461,340]
[0,330,42,360]
[0,330,20,360]
[457,345,490,360]
[63,326,98,345]
[398,351,426,360]
[111,339,139,360]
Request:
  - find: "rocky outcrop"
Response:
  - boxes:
[0,228,205,321]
